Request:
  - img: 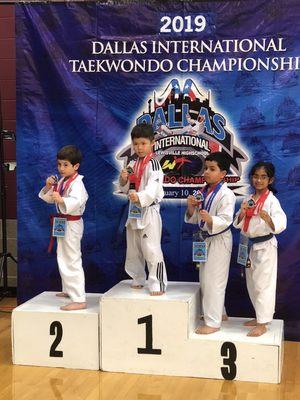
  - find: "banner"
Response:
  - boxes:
[16,1,300,340]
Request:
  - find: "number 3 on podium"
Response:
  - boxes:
[221,342,237,380]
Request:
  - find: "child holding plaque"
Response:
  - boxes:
[234,162,286,337]
[185,152,236,334]
[119,123,167,295]
[39,145,88,311]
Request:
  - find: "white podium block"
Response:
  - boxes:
[100,280,283,383]
[12,292,101,370]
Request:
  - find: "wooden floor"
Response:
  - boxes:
[1,298,299,400]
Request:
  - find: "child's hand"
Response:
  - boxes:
[46,175,57,189]
[259,210,271,223]
[187,195,198,218]
[259,210,269,221]
[52,192,64,204]
[199,210,212,224]
[259,210,275,230]
[240,200,249,214]
[120,169,129,185]
[187,195,198,207]
[128,191,139,203]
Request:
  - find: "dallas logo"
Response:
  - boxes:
[116,78,248,199]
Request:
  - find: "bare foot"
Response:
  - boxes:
[150,291,165,296]
[244,319,257,327]
[222,314,228,321]
[60,302,86,311]
[131,285,144,289]
[247,324,267,337]
[195,325,220,334]
[56,292,69,298]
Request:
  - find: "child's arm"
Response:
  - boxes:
[119,169,130,193]
[58,181,88,214]
[233,200,249,229]
[38,176,57,203]
[207,191,236,234]
[237,200,249,223]
[136,160,163,207]
[260,197,287,234]
[199,210,212,230]
[186,195,198,218]
[184,196,199,224]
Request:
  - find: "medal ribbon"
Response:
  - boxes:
[242,189,270,232]
[199,182,223,229]
[55,172,78,196]
[129,153,153,191]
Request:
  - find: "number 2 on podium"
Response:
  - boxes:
[49,321,63,358]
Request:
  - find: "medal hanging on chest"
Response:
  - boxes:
[243,190,269,233]
[238,191,270,274]
[56,172,78,196]
[127,154,152,220]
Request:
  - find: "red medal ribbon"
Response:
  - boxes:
[243,189,270,232]
[129,153,153,191]
[55,172,78,195]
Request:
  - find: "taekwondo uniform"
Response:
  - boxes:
[120,158,167,293]
[39,174,88,303]
[233,192,287,323]
[185,182,236,328]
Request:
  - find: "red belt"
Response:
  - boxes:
[48,214,82,253]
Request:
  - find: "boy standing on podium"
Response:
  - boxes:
[119,123,167,295]
[39,145,88,311]
[185,152,236,334]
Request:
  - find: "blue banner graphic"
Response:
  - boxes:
[16,1,300,340]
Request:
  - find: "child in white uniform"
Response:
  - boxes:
[185,152,236,334]
[119,124,167,295]
[234,161,287,336]
[39,145,88,311]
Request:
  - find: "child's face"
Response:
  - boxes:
[203,160,226,186]
[133,137,154,158]
[251,167,273,192]
[57,159,79,179]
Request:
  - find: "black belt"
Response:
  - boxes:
[249,233,273,245]
[195,225,231,241]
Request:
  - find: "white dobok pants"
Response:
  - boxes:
[56,219,86,303]
[199,232,232,328]
[246,239,278,324]
[125,210,167,293]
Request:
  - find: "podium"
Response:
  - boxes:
[12,292,101,370]
[100,280,283,383]
[11,282,284,382]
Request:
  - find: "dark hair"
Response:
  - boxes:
[205,151,230,173]
[249,161,277,193]
[131,123,154,141]
[57,145,82,165]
